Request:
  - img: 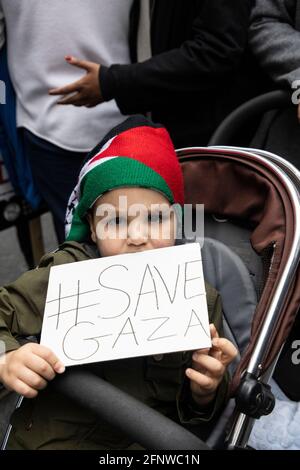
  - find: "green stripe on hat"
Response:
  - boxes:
[66,157,174,242]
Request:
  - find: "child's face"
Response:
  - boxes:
[88,187,177,257]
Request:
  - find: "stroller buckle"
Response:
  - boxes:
[235,372,275,419]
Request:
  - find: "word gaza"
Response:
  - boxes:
[41,243,211,365]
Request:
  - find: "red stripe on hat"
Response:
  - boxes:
[88,126,184,205]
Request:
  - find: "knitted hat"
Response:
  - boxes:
[65,115,184,242]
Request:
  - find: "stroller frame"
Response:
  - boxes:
[187,146,300,449]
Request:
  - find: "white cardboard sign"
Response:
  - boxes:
[41,243,211,366]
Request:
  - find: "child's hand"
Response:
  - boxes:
[0,343,65,398]
[49,56,103,107]
[186,324,238,407]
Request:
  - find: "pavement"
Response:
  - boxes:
[0,212,58,285]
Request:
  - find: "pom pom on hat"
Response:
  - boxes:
[65,115,184,242]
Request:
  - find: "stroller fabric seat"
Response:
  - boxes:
[249,378,300,450]
[200,237,258,370]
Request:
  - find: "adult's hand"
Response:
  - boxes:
[297,103,300,123]
[49,56,103,108]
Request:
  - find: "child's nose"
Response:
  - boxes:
[127,219,148,245]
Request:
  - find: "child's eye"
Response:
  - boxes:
[148,212,167,223]
[107,216,127,226]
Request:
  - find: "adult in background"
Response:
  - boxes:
[0,0,133,242]
[49,0,254,149]
[249,0,300,168]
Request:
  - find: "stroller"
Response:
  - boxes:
[1,99,300,449]
[178,143,300,449]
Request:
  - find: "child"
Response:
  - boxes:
[0,116,237,449]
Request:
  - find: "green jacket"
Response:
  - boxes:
[0,241,228,450]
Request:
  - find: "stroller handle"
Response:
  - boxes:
[52,368,210,450]
[208,90,291,146]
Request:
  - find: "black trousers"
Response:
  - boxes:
[22,129,86,243]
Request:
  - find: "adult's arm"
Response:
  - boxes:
[249,0,300,86]
[100,0,253,113]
